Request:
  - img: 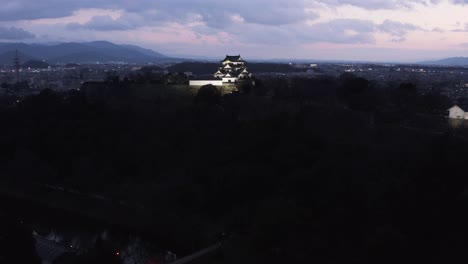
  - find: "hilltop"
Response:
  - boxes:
[0,41,174,65]
[420,57,468,66]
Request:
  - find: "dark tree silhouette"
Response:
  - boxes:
[338,74,377,111]
[236,80,254,94]
[395,82,417,115]
[195,84,221,107]
[0,218,41,264]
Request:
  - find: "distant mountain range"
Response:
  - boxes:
[420,57,468,66]
[1,41,467,66]
[0,41,175,65]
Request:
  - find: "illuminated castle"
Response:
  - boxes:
[189,55,252,86]
[214,55,252,83]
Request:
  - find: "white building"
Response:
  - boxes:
[189,80,223,86]
[448,105,468,119]
[189,55,253,86]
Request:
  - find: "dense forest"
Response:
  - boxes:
[1,73,468,263]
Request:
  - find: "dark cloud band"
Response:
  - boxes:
[0,26,35,39]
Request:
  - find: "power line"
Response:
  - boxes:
[14,49,20,83]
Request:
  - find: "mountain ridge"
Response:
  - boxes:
[419,57,468,66]
[0,41,171,65]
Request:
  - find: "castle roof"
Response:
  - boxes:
[222,55,244,62]
[212,55,252,79]
[448,105,465,111]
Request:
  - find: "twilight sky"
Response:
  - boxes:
[1,0,468,61]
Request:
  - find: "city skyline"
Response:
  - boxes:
[1,0,468,62]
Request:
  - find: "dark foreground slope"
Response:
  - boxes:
[0,75,467,264]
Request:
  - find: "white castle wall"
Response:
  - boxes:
[189,80,224,86]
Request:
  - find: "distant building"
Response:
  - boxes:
[189,55,252,86]
[448,105,468,119]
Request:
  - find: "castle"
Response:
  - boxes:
[189,55,252,86]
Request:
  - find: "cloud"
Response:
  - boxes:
[0,0,463,61]
[203,18,377,46]
[67,14,144,31]
[304,19,376,44]
[0,0,316,26]
[318,0,399,9]
[0,26,35,39]
[317,0,443,9]
[229,18,425,45]
[377,20,422,42]
[147,1,319,28]
[0,1,93,21]
[452,23,468,32]
[1,0,466,24]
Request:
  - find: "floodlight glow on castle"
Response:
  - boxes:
[189,55,253,86]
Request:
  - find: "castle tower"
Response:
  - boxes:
[213,55,251,83]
